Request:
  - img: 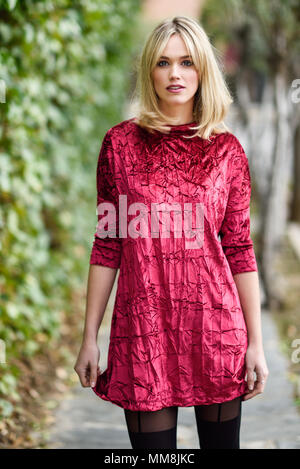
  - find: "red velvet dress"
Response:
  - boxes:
[90,118,258,411]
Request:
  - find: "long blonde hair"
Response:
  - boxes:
[131,16,233,140]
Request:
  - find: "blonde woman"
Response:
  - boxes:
[74,16,269,449]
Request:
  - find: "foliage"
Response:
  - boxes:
[0,0,140,423]
[202,0,300,76]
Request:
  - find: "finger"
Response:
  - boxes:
[77,369,91,387]
[84,366,92,386]
[256,370,266,386]
[255,382,264,394]
[242,376,266,401]
[90,363,98,387]
[255,378,265,393]
[247,368,255,391]
[242,388,260,401]
[255,370,266,391]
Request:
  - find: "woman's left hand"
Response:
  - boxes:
[242,342,269,401]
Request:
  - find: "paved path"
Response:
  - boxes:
[45,308,300,449]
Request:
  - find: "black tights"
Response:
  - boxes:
[124,396,242,449]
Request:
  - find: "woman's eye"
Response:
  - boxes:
[157,60,193,67]
[157,60,168,66]
[182,60,193,66]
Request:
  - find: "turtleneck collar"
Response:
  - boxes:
[131,117,200,138]
[167,121,198,136]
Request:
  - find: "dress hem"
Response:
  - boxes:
[91,383,248,412]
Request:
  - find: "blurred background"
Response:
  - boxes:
[0,0,300,449]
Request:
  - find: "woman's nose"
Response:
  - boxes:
[169,65,180,79]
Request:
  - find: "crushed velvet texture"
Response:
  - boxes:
[89,118,258,411]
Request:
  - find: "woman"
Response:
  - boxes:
[74,16,269,449]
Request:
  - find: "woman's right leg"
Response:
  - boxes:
[194,396,242,449]
[124,406,178,449]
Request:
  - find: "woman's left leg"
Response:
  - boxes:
[194,395,242,449]
[124,406,178,449]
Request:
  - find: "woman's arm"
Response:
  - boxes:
[218,136,269,400]
[233,270,269,400]
[84,128,122,342]
[74,129,122,388]
[233,271,262,347]
[82,264,118,343]
[74,264,118,388]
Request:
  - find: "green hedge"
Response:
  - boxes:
[0,0,140,419]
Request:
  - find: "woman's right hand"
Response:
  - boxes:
[74,340,100,388]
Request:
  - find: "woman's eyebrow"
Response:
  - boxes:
[159,55,192,59]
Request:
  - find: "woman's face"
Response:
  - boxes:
[151,33,199,118]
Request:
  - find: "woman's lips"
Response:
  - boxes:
[166,86,185,93]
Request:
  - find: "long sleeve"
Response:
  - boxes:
[89,130,122,269]
[219,137,258,276]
